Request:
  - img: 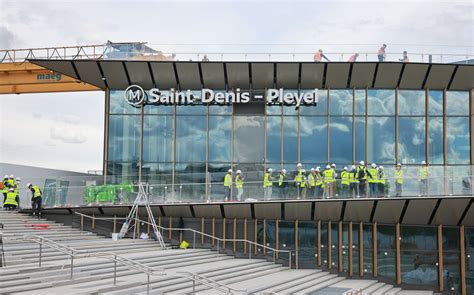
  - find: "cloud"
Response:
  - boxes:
[0,26,15,49]
[55,114,81,124]
[50,124,87,144]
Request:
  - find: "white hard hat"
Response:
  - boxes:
[236,170,242,174]
[359,161,365,165]
[421,161,426,165]
[26,183,32,188]
[310,168,315,171]
[315,167,320,172]
[281,169,287,173]
[228,169,232,173]
[331,163,336,167]
[16,177,21,182]
[268,168,273,172]
[343,166,348,171]
[302,169,306,173]
[397,163,402,166]
[3,175,8,179]
[297,163,302,167]
[379,166,384,170]
[351,165,356,170]
[9,174,14,178]
[326,165,331,169]
[8,188,14,192]
[371,163,377,168]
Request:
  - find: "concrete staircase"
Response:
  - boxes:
[0,211,435,294]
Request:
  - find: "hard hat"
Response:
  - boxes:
[302,169,306,173]
[359,161,365,165]
[343,166,348,171]
[351,165,356,170]
[379,166,384,170]
[397,163,402,167]
[228,169,232,173]
[8,188,14,192]
[26,183,32,188]
[326,165,331,169]
[3,175,8,179]
[315,167,320,172]
[331,163,336,167]
[371,163,377,168]
[281,169,287,174]
[268,168,273,172]
[310,168,315,171]
[297,163,302,167]
[421,161,426,165]
[16,177,21,182]
[9,174,14,178]
[236,170,242,174]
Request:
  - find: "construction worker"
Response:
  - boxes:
[368,163,379,197]
[340,167,350,198]
[235,170,244,201]
[419,161,428,196]
[7,175,15,188]
[348,53,359,62]
[357,161,369,197]
[314,49,330,62]
[399,51,410,63]
[349,165,359,198]
[28,183,43,216]
[278,169,287,199]
[3,188,18,210]
[331,164,337,198]
[377,44,387,62]
[299,169,308,199]
[323,165,335,199]
[2,175,9,202]
[308,168,316,198]
[224,169,233,201]
[14,177,21,194]
[315,167,324,198]
[263,168,273,200]
[395,163,404,197]
[378,166,387,197]
[294,163,304,198]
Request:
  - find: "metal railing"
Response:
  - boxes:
[0,233,244,294]
[74,212,294,269]
[0,44,106,63]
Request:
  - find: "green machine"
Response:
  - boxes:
[84,183,134,204]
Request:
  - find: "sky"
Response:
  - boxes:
[0,0,473,172]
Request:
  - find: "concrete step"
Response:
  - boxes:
[372,284,396,295]
[362,282,388,294]
[279,273,339,293]
[385,287,402,295]
[255,270,327,294]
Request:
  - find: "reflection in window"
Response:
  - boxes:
[398,117,426,164]
[209,91,233,114]
[284,116,298,163]
[109,90,141,114]
[300,89,327,115]
[429,117,443,164]
[465,228,474,294]
[209,116,231,162]
[175,116,206,162]
[368,89,395,115]
[367,117,395,164]
[329,117,352,164]
[446,117,470,164]
[298,222,317,268]
[143,90,174,115]
[446,91,469,115]
[429,90,443,116]
[355,89,366,116]
[442,227,461,292]
[377,225,396,280]
[266,116,282,163]
[282,89,300,115]
[355,117,366,162]
[108,115,140,162]
[142,116,173,162]
[106,162,139,184]
[330,89,353,116]
[398,90,425,116]
[174,163,206,202]
[300,116,327,163]
[266,105,282,115]
[233,116,264,163]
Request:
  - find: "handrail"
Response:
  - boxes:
[73,212,293,268]
[0,232,245,294]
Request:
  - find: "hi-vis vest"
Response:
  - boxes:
[315,173,323,186]
[349,171,359,183]
[341,171,350,185]
[32,185,42,198]
[368,168,378,183]
[4,191,18,206]
[1,180,8,193]
[263,172,273,187]
[235,176,244,189]
[357,165,367,180]
[323,169,335,183]
[395,170,404,184]
[419,167,428,180]
[309,174,316,187]
[278,174,286,187]
[294,170,303,184]
[224,174,232,187]
[378,170,386,185]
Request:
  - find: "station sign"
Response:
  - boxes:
[124,85,318,109]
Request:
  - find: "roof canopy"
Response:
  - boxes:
[29,59,474,91]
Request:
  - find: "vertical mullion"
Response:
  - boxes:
[348,221,353,277]
[373,222,378,277]
[395,88,399,163]
[443,89,447,165]
[103,90,110,183]
[138,98,144,182]
[317,220,321,266]
[359,222,364,277]
[295,220,299,269]
[396,223,401,285]
[254,219,258,256]
[327,89,331,163]
[328,221,332,269]
[264,90,267,171]
[263,219,267,256]
[206,105,209,199]
[338,221,343,273]
[460,225,466,295]
[244,218,247,255]
[222,217,226,249]
[172,103,176,191]
[426,88,430,163]
[365,88,369,162]
[352,88,356,163]
[276,219,279,259]
[438,224,444,292]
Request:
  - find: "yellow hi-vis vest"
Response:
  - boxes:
[224,174,232,187]
[278,174,286,187]
[323,169,335,183]
[2,180,8,193]
[378,170,386,184]
[315,173,323,186]
[395,170,404,184]
[349,171,359,183]
[294,170,303,183]
[32,186,42,198]
[368,168,378,183]
[235,176,244,189]
[263,172,273,187]
[309,174,316,187]
[341,171,350,185]
[4,191,18,206]
[419,166,428,180]
[357,165,367,180]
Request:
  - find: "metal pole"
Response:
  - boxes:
[147,274,150,295]
[249,243,252,259]
[217,239,220,253]
[70,255,74,279]
[193,232,196,249]
[114,258,117,285]
[193,276,196,294]
[289,251,292,269]
[39,243,42,267]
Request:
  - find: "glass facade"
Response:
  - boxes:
[106,89,470,186]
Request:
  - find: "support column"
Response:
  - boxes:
[276,219,279,259]
[243,218,247,255]
[168,216,172,240]
[338,221,343,273]
[373,222,378,277]
[211,217,215,247]
[460,225,466,295]
[295,220,299,269]
[328,221,332,269]
[348,222,353,277]
[254,219,258,256]
[438,224,444,292]
[317,220,321,266]
[396,223,401,285]
[359,222,364,277]
[233,218,237,253]
[201,217,205,245]
[263,219,267,256]
[222,218,226,249]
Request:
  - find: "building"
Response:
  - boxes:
[24,50,474,294]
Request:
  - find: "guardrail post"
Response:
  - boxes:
[249,242,252,259]
[70,255,74,279]
[147,273,150,295]
[289,251,292,269]
[114,255,117,285]
[193,231,196,249]
[39,243,42,267]
[193,278,196,294]
[80,215,83,231]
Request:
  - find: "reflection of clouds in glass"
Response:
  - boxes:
[398,118,425,164]
[368,90,395,115]
[429,91,443,115]
[209,116,231,162]
[300,117,327,163]
[429,117,443,164]
[446,91,469,115]
[330,122,350,133]
[108,115,140,162]
[368,116,395,163]
[176,116,206,162]
[355,90,366,115]
[300,89,327,115]
[398,91,424,115]
[330,90,352,115]
[143,116,173,162]
[447,117,470,164]
[300,117,327,135]
[234,116,264,162]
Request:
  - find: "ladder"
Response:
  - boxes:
[118,183,166,248]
